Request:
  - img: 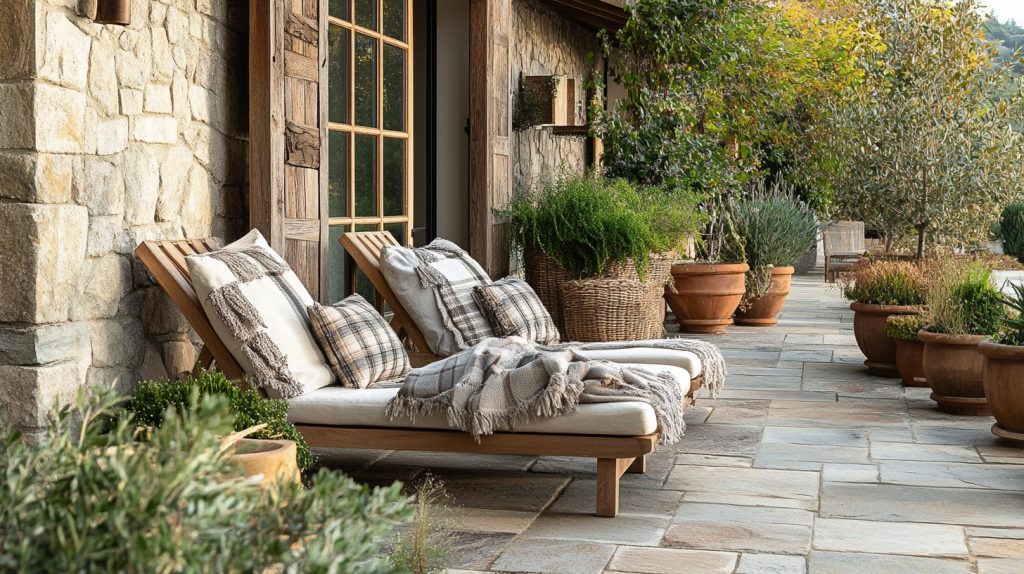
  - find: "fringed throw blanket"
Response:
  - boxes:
[385,338,688,444]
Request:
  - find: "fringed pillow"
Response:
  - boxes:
[474,277,561,345]
[186,229,333,398]
[307,295,410,389]
[382,239,494,351]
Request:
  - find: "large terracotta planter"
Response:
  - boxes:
[735,266,794,326]
[665,262,748,334]
[919,330,990,416]
[850,303,919,377]
[895,339,928,387]
[979,341,1024,444]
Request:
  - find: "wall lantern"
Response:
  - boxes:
[94,0,131,26]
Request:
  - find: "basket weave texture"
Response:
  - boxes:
[524,249,674,342]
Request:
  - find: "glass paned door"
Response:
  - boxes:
[327,0,412,303]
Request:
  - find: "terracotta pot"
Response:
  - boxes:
[895,339,928,387]
[979,341,1024,444]
[735,266,794,326]
[665,262,749,334]
[919,330,990,416]
[227,439,301,487]
[850,303,919,378]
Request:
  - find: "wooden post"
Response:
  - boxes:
[596,457,634,517]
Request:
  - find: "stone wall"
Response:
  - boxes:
[510,0,596,193]
[0,0,247,440]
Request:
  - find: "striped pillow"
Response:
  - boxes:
[474,277,560,345]
[307,295,410,389]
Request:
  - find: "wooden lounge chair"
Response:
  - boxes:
[136,237,659,517]
[822,221,866,283]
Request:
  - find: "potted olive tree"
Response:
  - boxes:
[886,314,927,387]
[842,260,925,377]
[979,282,1024,443]
[732,180,818,326]
[919,263,1004,415]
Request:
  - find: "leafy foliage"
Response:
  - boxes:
[388,476,453,574]
[998,281,1024,346]
[842,260,926,306]
[735,179,818,299]
[1001,203,1024,262]
[812,0,1024,257]
[500,173,704,278]
[886,314,922,341]
[123,369,313,471]
[0,388,412,573]
[924,262,1004,336]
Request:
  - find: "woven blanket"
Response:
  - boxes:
[385,337,687,444]
[548,338,727,398]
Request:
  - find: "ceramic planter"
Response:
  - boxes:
[665,262,749,334]
[850,303,919,378]
[227,438,301,487]
[894,338,928,387]
[735,266,795,326]
[979,341,1024,444]
[919,330,990,416]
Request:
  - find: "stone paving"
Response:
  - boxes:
[317,275,1024,573]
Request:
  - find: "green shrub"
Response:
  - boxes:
[998,281,1024,346]
[500,173,704,278]
[885,315,922,341]
[0,388,411,573]
[1001,203,1024,262]
[925,263,1004,336]
[736,179,817,300]
[124,368,313,471]
[842,260,926,306]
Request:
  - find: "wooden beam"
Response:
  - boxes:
[249,0,287,253]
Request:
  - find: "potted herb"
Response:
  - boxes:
[919,263,1004,415]
[841,260,926,377]
[886,315,927,387]
[732,180,817,326]
[979,282,1024,443]
[665,195,750,334]
[501,173,703,339]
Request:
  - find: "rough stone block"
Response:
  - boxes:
[0,0,34,81]
[87,319,126,367]
[71,254,131,321]
[155,146,194,221]
[86,366,135,394]
[115,29,152,89]
[161,339,199,379]
[88,39,119,115]
[96,118,129,156]
[86,215,132,256]
[0,82,35,149]
[151,28,174,81]
[39,10,91,90]
[0,203,88,323]
[0,362,83,428]
[34,83,86,153]
[0,322,88,366]
[132,115,178,144]
[144,83,173,114]
[120,88,144,115]
[181,165,213,238]
[123,147,162,224]
[76,157,125,215]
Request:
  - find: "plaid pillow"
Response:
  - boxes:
[474,277,561,345]
[307,295,410,389]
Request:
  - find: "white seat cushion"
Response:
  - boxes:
[287,363,691,436]
[574,347,701,378]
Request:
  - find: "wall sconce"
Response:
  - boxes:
[94,0,131,26]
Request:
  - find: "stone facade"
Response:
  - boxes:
[0,0,247,440]
[510,0,596,193]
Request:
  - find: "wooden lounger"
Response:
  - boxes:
[341,231,704,400]
[136,237,655,517]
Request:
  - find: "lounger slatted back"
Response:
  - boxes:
[135,239,246,381]
[822,220,866,283]
[340,231,442,366]
[137,236,654,517]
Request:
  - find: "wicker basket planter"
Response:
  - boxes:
[525,249,674,341]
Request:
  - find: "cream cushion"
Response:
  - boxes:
[575,347,702,378]
[380,245,460,356]
[287,362,690,436]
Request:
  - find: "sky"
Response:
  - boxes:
[982,0,1024,24]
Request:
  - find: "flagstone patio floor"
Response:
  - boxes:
[317,274,1024,574]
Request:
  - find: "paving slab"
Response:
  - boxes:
[820,482,1024,527]
[812,518,968,557]
[969,537,1024,558]
[664,424,763,457]
[434,469,570,512]
[606,546,738,574]
[664,466,819,503]
[762,426,868,448]
[977,558,1024,574]
[682,491,819,511]
[821,463,878,483]
[521,513,669,546]
[869,441,982,463]
[703,399,771,425]
[715,389,838,402]
[448,531,516,570]
[548,480,682,517]
[879,461,1024,490]
[736,553,807,574]
[446,507,537,534]
[755,443,869,471]
[674,453,754,468]
[665,503,813,555]
[807,551,971,574]
[491,538,616,574]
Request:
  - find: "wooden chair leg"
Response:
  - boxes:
[596,457,634,517]
[626,455,646,474]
